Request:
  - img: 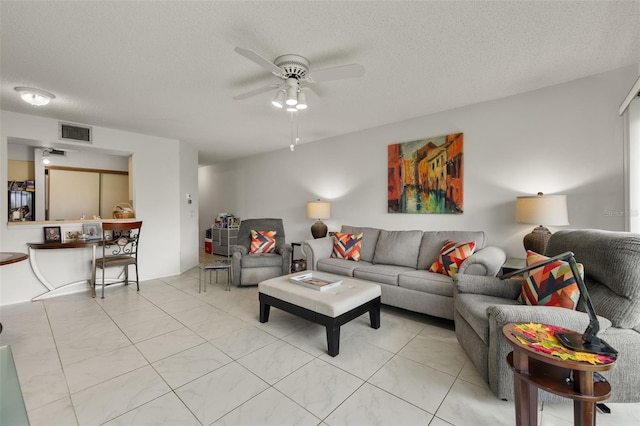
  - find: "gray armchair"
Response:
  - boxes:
[230,218,292,286]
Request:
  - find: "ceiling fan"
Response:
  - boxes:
[233,47,366,111]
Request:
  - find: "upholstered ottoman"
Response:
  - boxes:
[258,273,381,356]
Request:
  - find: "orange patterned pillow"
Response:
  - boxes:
[250,230,276,254]
[331,232,363,261]
[519,251,582,310]
[429,240,476,277]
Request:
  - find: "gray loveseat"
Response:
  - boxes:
[454,229,640,402]
[302,225,506,320]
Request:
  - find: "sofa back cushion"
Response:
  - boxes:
[546,229,640,328]
[417,231,486,270]
[341,226,380,263]
[372,230,423,268]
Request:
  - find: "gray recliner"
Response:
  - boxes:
[230,218,292,286]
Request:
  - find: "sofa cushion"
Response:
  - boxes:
[398,270,455,297]
[519,250,582,310]
[341,226,381,263]
[429,240,477,277]
[241,253,283,268]
[317,258,372,277]
[250,230,276,254]
[455,293,521,345]
[546,229,640,329]
[353,264,414,286]
[331,231,363,261]
[372,230,423,268]
[417,231,486,270]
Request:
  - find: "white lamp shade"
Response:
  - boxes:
[307,201,331,220]
[516,194,569,226]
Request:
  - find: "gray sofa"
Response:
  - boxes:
[302,225,506,320]
[454,229,640,402]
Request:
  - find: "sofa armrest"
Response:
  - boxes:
[230,245,247,285]
[302,237,334,270]
[454,274,522,299]
[487,304,613,336]
[230,245,248,256]
[458,246,506,277]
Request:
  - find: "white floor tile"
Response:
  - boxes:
[27,396,78,426]
[325,382,433,426]
[238,340,314,384]
[175,362,269,425]
[209,325,278,359]
[274,358,364,419]
[213,387,320,425]
[319,333,394,380]
[398,334,468,376]
[369,355,455,414]
[63,345,148,394]
[135,327,205,363]
[152,342,232,389]
[435,379,516,426]
[56,328,131,366]
[71,365,170,425]
[102,392,200,426]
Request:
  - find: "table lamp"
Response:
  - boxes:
[307,200,330,239]
[516,192,569,254]
[500,251,617,357]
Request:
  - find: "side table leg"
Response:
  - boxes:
[512,351,538,426]
[573,371,596,426]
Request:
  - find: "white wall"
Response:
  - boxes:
[0,111,199,305]
[199,65,638,258]
[179,141,199,271]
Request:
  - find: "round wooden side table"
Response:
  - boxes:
[503,323,616,426]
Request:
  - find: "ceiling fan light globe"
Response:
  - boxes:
[286,105,297,112]
[286,84,298,105]
[296,91,307,109]
[272,90,285,108]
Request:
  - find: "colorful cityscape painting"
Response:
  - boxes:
[388,133,463,214]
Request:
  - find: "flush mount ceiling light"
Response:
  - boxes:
[14,87,55,106]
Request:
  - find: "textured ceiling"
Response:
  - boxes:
[2,1,640,165]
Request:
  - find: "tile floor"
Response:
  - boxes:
[1,254,639,426]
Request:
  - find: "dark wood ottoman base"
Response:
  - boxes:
[259,292,381,357]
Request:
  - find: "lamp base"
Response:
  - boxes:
[555,331,618,357]
[310,220,328,239]
[523,225,552,254]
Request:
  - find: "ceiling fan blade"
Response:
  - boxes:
[233,84,280,101]
[234,47,282,75]
[308,63,365,83]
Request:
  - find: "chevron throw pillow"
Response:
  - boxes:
[429,240,476,277]
[250,230,276,254]
[519,250,582,310]
[331,232,363,261]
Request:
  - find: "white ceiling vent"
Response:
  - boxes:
[59,121,92,143]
